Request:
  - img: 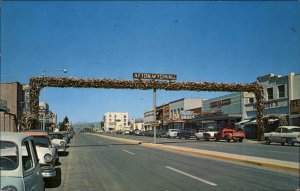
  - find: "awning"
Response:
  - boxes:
[244,119,257,125]
[234,119,250,125]
[268,119,279,122]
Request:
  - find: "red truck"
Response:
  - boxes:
[214,128,245,142]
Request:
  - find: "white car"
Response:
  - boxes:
[23,131,57,178]
[49,132,68,153]
[165,129,178,138]
[264,126,300,146]
[195,129,218,141]
[0,132,45,191]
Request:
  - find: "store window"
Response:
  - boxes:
[278,85,285,98]
[267,87,273,100]
[249,98,254,104]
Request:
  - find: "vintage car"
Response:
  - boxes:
[177,129,197,139]
[264,126,300,146]
[48,132,68,153]
[165,129,178,138]
[214,127,245,142]
[195,129,218,141]
[22,131,57,178]
[0,132,45,191]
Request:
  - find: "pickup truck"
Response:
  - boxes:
[264,126,300,146]
[214,128,245,142]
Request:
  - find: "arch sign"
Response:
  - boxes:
[28,76,268,139]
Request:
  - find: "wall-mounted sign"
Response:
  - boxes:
[133,73,177,80]
[291,99,300,114]
[180,111,195,119]
[243,92,255,98]
[201,110,222,116]
[210,99,231,108]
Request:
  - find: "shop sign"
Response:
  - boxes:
[291,99,300,114]
[38,102,49,113]
[243,92,255,98]
[201,110,222,116]
[265,101,279,109]
[133,73,177,80]
[171,114,181,120]
[210,99,231,108]
[180,111,195,119]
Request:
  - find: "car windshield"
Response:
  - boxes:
[33,136,50,147]
[0,141,18,170]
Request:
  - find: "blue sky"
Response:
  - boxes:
[1,1,300,123]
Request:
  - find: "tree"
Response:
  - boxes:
[59,116,69,131]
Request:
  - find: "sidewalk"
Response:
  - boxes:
[94,134,300,173]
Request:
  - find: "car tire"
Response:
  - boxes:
[287,138,294,146]
[265,138,271,145]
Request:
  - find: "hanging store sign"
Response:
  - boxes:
[243,92,255,98]
[210,98,231,108]
[133,73,177,80]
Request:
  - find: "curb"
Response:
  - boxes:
[93,134,300,173]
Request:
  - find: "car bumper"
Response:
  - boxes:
[57,147,67,152]
[41,165,56,178]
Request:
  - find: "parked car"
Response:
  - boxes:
[156,129,167,138]
[195,128,218,141]
[0,132,45,191]
[49,132,68,153]
[165,129,178,138]
[124,130,130,135]
[22,131,57,178]
[60,131,71,143]
[214,127,245,142]
[144,130,154,137]
[264,126,300,146]
[134,129,141,136]
[177,129,197,139]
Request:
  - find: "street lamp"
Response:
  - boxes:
[41,68,67,131]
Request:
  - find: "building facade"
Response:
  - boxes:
[245,73,300,127]
[103,112,129,132]
[144,98,203,130]
[0,82,24,131]
[143,109,154,130]
[190,92,245,130]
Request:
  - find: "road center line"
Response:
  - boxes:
[122,150,135,155]
[165,166,217,186]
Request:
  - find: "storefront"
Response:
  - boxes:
[290,99,300,126]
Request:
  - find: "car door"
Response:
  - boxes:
[22,139,44,191]
[272,128,282,142]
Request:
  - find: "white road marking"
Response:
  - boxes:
[122,150,135,155]
[165,166,217,186]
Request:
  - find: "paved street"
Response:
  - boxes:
[101,133,300,163]
[46,133,300,191]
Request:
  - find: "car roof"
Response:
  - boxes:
[22,131,48,136]
[0,132,31,142]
